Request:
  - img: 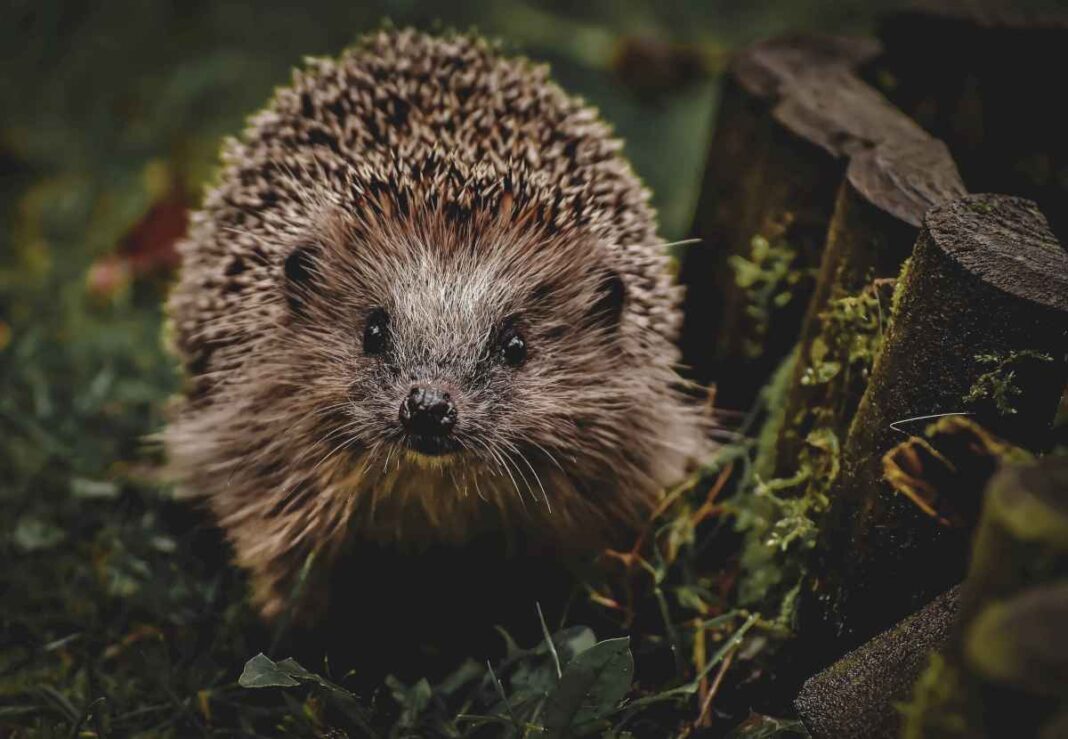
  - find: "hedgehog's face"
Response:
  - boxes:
[281,222,630,480]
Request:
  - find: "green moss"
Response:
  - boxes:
[732,425,840,617]
[799,282,887,397]
[889,257,911,324]
[733,280,892,620]
[730,231,808,359]
[899,653,971,739]
[754,346,800,480]
[964,350,1054,416]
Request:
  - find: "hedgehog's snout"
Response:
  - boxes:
[399,385,459,455]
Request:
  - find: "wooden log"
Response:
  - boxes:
[794,585,960,739]
[800,194,1068,657]
[903,458,1068,738]
[959,459,1068,627]
[677,33,955,409]
[769,136,965,477]
[872,2,1068,241]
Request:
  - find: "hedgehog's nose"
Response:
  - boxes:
[399,386,457,437]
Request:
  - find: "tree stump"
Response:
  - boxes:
[795,585,960,739]
[904,458,1068,738]
[677,33,949,409]
[768,134,965,478]
[800,194,1068,659]
[872,2,1068,241]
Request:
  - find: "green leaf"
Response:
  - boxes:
[541,637,633,738]
[239,653,300,688]
[238,654,374,731]
[12,516,66,552]
[555,625,597,666]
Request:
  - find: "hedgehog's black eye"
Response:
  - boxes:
[500,327,527,366]
[363,308,390,355]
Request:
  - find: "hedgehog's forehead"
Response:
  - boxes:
[384,247,516,338]
[373,225,577,300]
[393,251,503,310]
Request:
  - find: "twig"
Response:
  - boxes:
[694,649,735,729]
[692,613,757,685]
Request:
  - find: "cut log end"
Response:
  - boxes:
[795,586,961,739]
[845,138,965,228]
[924,194,1068,311]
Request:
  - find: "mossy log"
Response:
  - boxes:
[959,459,1068,628]
[872,2,1068,241]
[794,585,960,739]
[903,458,1068,739]
[768,135,965,477]
[801,194,1068,657]
[677,33,953,408]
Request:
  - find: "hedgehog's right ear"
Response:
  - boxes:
[588,267,626,332]
[282,244,322,315]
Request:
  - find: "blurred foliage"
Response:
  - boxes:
[0,1,907,736]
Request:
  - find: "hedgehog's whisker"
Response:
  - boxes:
[382,442,397,477]
[498,438,542,508]
[498,448,531,512]
[622,236,703,251]
[304,417,366,466]
[306,418,362,453]
[309,428,362,476]
[472,472,489,503]
[708,428,750,442]
[465,441,500,504]
[514,446,550,515]
[480,439,525,511]
[504,446,538,506]
[527,440,565,474]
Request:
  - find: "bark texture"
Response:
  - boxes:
[801,194,1068,657]
[795,585,961,739]
[770,134,965,476]
[677,33,951,408]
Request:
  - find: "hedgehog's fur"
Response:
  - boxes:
[165,29,708,619]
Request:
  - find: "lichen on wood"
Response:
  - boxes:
[963,350,1055,417]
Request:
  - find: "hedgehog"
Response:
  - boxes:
[165,28,709,620]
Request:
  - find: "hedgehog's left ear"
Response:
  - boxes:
[589,267,626,331]
[282,244,323,314]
